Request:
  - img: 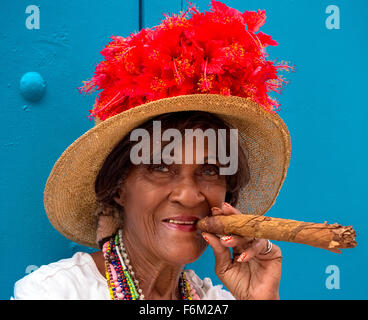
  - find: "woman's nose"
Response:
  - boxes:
[168,176,205,208]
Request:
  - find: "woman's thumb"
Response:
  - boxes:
[202,232,231,275]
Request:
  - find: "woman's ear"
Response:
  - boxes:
[113,185,126,207]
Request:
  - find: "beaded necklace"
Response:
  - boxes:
[102,229,200,300]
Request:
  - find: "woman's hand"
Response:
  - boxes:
[201,202,283,300]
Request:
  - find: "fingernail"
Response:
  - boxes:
[237,251,247,262]
[220,235,233,242]
[222,202,231,208]
[202,233,209,243]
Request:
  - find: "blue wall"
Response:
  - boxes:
[1,0,367,299]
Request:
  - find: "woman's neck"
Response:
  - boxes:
[122,231,185,300]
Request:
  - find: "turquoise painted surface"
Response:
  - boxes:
[0,0,139,299]
[1,0,367,299]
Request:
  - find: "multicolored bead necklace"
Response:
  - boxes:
[102,229,200,300]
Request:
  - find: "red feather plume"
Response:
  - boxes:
[79,0,295,121]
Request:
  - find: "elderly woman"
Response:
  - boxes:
[13,1,292,300]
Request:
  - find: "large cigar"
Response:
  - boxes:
[196,214,357,253]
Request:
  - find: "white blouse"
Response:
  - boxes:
[12,252,235,300]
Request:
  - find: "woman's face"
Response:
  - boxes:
[114,139,227,265]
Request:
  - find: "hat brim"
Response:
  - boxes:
[44,94,291,248]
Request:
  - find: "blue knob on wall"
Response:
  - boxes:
[19,72,46,102]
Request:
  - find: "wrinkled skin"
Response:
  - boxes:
[91,141,282,300]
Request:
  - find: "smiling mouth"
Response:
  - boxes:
[162,217,199,232]
[163,219,197,225]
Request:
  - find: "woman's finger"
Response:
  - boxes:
[235,238,269,263]
[221,202,242,215]
[211,206,224,216]
[211,202,241,216]
[219,234,255,248]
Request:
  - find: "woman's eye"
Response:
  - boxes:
[202,165,219,176]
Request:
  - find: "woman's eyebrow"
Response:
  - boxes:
[203,156,220,165]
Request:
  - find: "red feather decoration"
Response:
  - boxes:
[79,0,295,121]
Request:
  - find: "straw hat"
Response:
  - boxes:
[43,1,294,248]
